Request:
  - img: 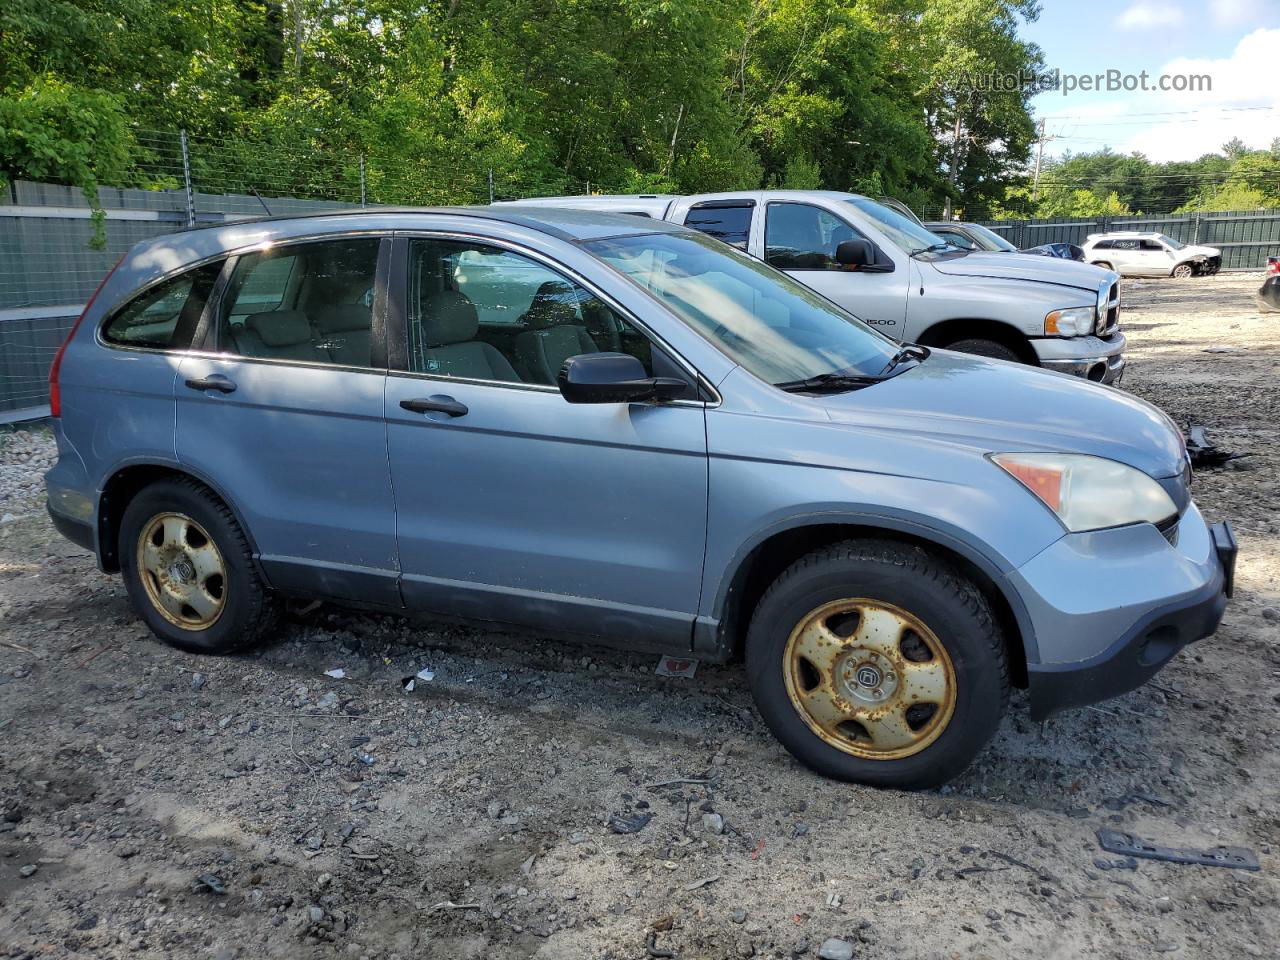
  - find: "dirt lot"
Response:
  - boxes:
[1,272,1278,960]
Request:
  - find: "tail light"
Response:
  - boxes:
[1267,257,1280,276]
[49,257,122,417]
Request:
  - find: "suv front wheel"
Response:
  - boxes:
[120,478,280,654]
[745,540,1008,789]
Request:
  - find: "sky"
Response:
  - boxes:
[1020,0,1280,161]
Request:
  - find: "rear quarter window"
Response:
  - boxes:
[683,203,754,249]
[102,263,223,350]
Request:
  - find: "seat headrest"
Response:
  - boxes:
[245,310,312,346]
[523,280,579,330]
[422,290,479,346]
[312,303,371,334]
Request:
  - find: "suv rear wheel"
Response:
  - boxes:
[745,540,1008,789]
[120,478,280,654]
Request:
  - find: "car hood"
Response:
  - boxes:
[927,251,1113,292]
[820,350,1186,479]
[1184,245,1221,258]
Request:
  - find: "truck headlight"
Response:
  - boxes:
[990,452,1177,532]
[1044,306,1095,337]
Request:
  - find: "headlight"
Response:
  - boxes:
[990,452,1177,532]
[1044,306,1095,337]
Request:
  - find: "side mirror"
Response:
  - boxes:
[558,353,687,404]
[835,238,874,268]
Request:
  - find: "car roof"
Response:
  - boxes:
[1086,231,1158,238]
[161,204,682,243]
[111,205,688,300]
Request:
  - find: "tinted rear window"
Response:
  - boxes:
[103,263,223,350]
[683,203,753,249]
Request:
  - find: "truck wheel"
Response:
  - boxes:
[944,338,1020,363]
[1172,263,1194,279]
[119,477,280,655]
[745,540,1009,789]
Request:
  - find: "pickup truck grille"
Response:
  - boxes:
[1098,281,1121,336]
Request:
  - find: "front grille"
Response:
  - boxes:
[1098,281,1121,336]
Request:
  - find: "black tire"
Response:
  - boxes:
[119,477,280,654]
[1171,263,1194,279]
[745,540,1009,790]
[944,338,1021,363]
[1092,260,1113,271]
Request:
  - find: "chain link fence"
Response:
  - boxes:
[4,128,1280,418]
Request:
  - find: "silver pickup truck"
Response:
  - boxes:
[502,191,1126,384]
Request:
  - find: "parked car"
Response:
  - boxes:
[925,221,1085,262]
[926,220,1015,253]
[45,206,1235,789]
[1258,256,1280,312]
[1022,241,1087,261]
[506,193,1126,384]
[1082,232,1221,278]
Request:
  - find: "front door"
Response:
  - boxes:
[757,201,909,339]
[383,236,709,649]
[175,236,400,605]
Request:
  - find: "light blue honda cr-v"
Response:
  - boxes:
[44,207,1236,788]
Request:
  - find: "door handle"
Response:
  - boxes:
[400,396,468,418]
[184,375,237,394]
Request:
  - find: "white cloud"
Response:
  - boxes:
[1210,0,1252,28]
[1116,1,1186,30]
[1118,28,1280,160]
[1159,28,1280,110]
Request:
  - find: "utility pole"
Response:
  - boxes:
[944,112,963,220]
[1031,119,1047,201]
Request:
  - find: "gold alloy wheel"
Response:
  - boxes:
[782,598,957,760]
[136,512,227,630]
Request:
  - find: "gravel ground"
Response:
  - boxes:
[1,272,1278,960]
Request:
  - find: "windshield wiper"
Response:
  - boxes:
[776,372,886,394]
[881,343,930,374]
[909,242,951,256]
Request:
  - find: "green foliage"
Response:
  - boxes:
[0,78,131,246]
[1,0,1051,220]
[775,156,823,189]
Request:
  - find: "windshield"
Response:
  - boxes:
[967,222,1018,252]
[1158,234,1186,250]
[846,197,947,255]
[583,231,899,386]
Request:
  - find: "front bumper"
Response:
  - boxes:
[1034,332,1126,385]
[1011,504,1234,720]
[1257,276,1280,313]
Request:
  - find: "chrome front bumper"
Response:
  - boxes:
[1034,332,1127,385]
[1040,352,1126,385]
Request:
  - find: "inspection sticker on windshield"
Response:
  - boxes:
[655,656,699,679]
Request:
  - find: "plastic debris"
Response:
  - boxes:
[608,812,653,834]
[1185,425,1247,469]
[192,873,227,894]
[401,668,435,692]
[324,668,347,680]
[655,656,698,679]
[1097,829,1260,871]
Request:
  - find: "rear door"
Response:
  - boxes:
[383,234,710,649]
[757,199,909,339]
[1108,238,1141,273]
[175,235,400,605]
